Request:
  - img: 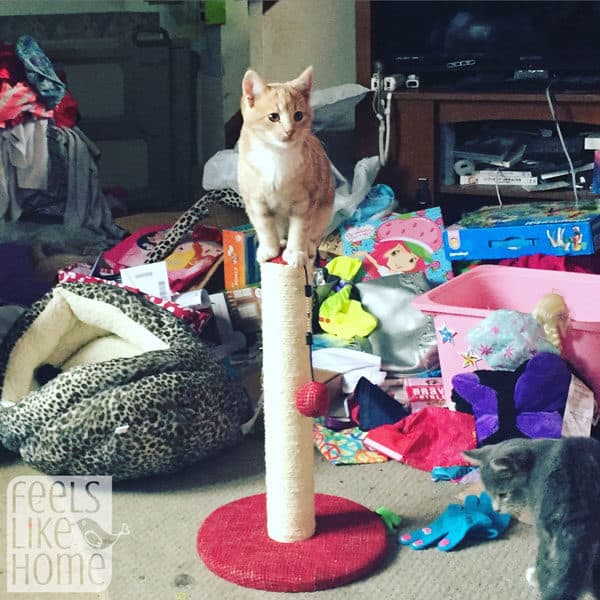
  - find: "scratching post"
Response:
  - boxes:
[197,260,388,592]
[261,261,315,541]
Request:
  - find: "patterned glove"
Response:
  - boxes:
[466,491,511,541]
[399,492,510,552]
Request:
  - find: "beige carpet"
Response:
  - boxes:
[0,428,594,600]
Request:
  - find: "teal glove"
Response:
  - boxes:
[467,491,511,540]
[399,492,510,552]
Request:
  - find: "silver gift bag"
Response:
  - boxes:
[356,272,439,375]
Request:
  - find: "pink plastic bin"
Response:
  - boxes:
[413,264,600,405]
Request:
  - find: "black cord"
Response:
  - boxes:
[303,265,315,381]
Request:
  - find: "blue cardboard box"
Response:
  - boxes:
[444,201,600,260]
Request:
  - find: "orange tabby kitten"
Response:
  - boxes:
[237,66,334,268]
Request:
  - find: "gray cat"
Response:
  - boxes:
[464,437,600,600]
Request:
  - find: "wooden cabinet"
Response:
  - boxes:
[353,1,600,216]
[385,91,600,207]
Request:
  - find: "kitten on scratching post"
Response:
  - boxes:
[237,66,335,269]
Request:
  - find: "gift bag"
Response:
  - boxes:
[356,272,439,374]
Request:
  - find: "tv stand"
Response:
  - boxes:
[354,1,600,214]
[363,90,600,209]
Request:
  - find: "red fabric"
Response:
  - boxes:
[197,493,388,592]
[52,88,78,128]
[0,81,53,127]
[364,406,477,471]
[498,253,600,274]
[0,42,25,83]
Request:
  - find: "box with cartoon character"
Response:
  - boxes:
[340,206,454,286]
[444,201,600,260]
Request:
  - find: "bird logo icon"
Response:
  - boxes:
[75,518,130,550]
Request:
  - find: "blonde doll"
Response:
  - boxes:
[532,293,569,355]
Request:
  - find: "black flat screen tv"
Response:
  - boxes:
[372,1,600,91]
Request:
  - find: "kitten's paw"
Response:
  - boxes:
[282,248,307,268]
[525,567,537,588]
[256,244,281,263]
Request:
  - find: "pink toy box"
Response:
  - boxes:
[413,264,600,406]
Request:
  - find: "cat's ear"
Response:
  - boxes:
[242,69,267,107]
[290,65,313,98]
[490,447,534,474]
[462,448,489,466]
[464,445,533,472]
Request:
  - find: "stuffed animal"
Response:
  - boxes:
[452,352,572,446]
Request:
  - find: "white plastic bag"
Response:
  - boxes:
[202,149,239,192]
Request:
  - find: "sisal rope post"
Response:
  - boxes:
[260,261,315,542]
[197,263,388,591]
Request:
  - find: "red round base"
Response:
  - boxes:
[197,493,388,592]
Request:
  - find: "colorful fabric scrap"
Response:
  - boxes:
[313,417,388,465]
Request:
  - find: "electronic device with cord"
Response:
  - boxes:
[372,1,600,93]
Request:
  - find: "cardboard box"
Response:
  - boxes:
[444,201,600,260]
[113,210,240,293]
[115,206,249,233]
[224,286,262,333]
[314,368,344,409]
[338,207,453,286]
[222,224,260,291]
[318,229,343,262]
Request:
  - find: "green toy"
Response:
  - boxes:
[375,506,402,533]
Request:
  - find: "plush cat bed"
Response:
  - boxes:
[0,282,251,480]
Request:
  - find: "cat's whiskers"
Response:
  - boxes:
[238,66,334,269]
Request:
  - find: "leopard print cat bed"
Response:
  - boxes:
[0,281,251,481]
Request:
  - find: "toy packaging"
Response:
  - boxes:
[339,206,453,286]
[222,224,260,291]
[444,201,600,260]
[102,223,223,293]
[404,377,445,412]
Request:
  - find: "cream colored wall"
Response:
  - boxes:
[221,0,251,125]
[221,0,356,123]
[254,0,355,90]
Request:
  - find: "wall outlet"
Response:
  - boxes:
[383,74,406,92]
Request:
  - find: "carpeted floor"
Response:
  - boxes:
[1,426,597,600]
[5,424,590,600]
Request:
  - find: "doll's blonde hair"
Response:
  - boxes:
[532,293,569,355]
